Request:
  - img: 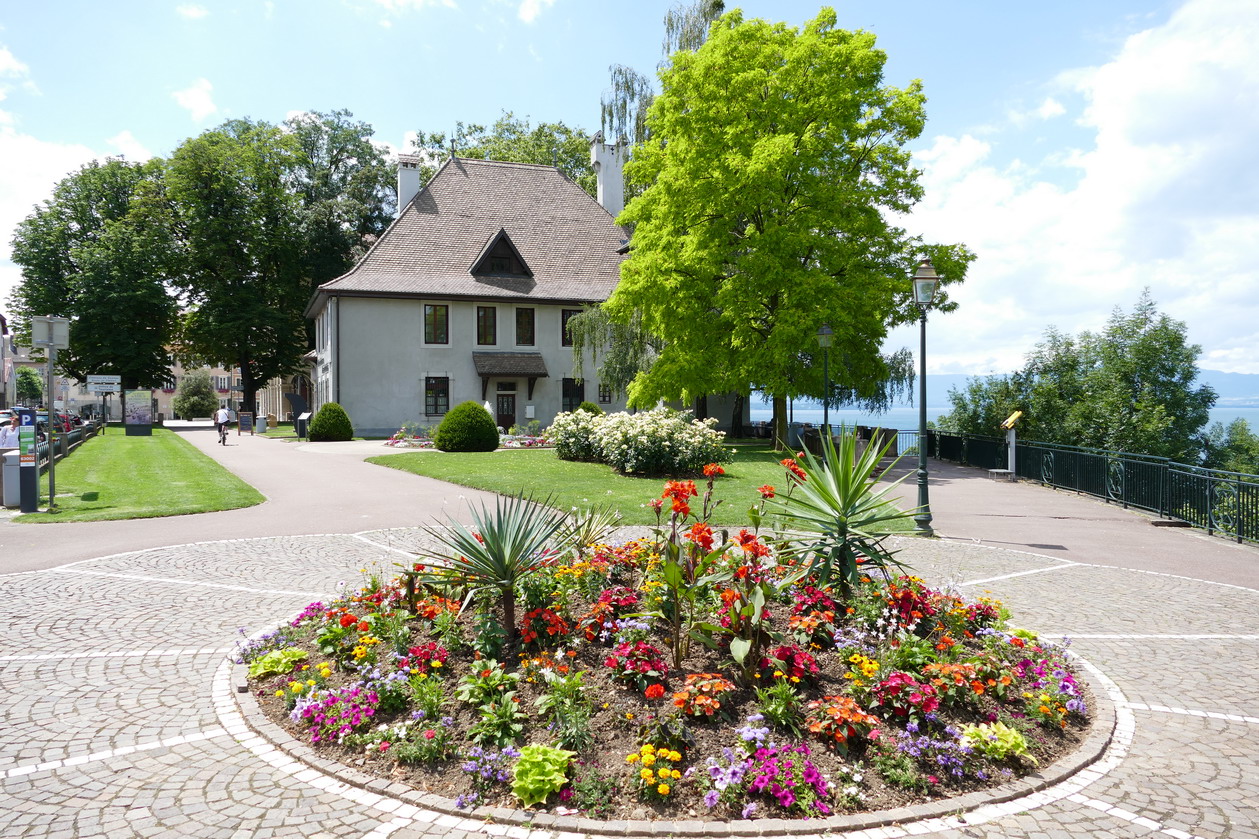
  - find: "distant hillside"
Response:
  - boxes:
[929,370,1259,408]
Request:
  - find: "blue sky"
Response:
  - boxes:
[2,0,1256,375]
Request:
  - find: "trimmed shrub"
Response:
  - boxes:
[434,401,500,452]
[576,401,604,415]
[308,402,354,442]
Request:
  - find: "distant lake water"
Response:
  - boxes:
[747,400,1259,433]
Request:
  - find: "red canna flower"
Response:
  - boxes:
[645,683,665,700]
[685,522,715,552]
[757,484,776,499]
[703,463,725,477]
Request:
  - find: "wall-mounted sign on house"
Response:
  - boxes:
[304,137,633,437]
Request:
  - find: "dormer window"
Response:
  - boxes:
[471,228,532,277]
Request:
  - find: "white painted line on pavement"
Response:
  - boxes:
[357,816,416,839]
[3,727,230,779]
[350,532,419,559]
[1042,634,1259,640]
[960,562,1083,586]
[1122,701,1259,725]
[52,568,325,597]
[0,647,231,662]
[1065,793,1208,839]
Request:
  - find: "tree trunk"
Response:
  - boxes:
[729,393,745,438]
[694,394,708,420]
[772,394,789,452]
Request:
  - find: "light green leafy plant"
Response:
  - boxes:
[511,744,576,807]
[247,648,307,679]
[959,721,1037,764]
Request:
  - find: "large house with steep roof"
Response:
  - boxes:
[304,141,633,437]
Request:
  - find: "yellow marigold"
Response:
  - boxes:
[657,783,670,795]
[667,750,682,762]
[641,754,656,767]
[641,744,655,755]
[274,690,285,697]
[670,769,682,780]
[639,768,653,781]
[625,753,639,764]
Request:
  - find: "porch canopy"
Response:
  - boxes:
[472,352,549,400]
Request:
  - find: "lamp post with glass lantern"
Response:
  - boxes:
[817,324,833,441]
[911,259,939,535]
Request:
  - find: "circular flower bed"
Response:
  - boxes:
[239,458,1091,822]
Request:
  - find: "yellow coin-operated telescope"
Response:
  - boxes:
[1001,411,1023,477]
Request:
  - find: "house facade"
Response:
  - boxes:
[304,144,633,437]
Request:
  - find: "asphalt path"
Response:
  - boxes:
[0,422,500,574]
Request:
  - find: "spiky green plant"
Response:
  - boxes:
[415,494,574,647]
[769,428,917,599]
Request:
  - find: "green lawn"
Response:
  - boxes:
[369,445,810,525]
[19,429,264,523]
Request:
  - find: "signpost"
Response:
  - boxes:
[87,375,120,434]
[31,316,69,510]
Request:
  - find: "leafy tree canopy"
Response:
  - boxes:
[285,109,396,284]
[16,366,43,404]
[171,369,219,420]
[1203,418,1259,474]
[411,112,597,197]
[160,118,310,415]
[939,290,1216,461]
[605,7,972,442]
[7,158,177,389]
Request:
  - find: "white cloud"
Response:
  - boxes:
[517,0,554,24]
[0,127,99,307]
[175,4,209,20]
[372,0,457,11]
[0,45,29,78]
[1035,97,1066,120]
[105,130,152,161]
[900,0,1259,375]
[172,77,217,122]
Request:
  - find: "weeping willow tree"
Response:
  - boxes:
[568,307,660,397]
[600,1,726,147]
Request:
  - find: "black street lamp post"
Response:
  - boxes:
[817,324,832,440]
[912,260,940,535]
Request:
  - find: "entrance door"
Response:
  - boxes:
[496,393,516,430]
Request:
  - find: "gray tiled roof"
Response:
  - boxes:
[311,157,627,307]
[472,352,549,378]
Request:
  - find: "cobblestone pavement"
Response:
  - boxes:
[3,530,1256,839]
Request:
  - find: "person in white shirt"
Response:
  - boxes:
[0,414,19,448]
[213,406,231,443]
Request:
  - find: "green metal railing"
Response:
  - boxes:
[926,431,1259,545]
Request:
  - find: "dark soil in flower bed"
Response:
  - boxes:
[241,539,1093,824]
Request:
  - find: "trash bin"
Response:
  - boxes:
[255,415,266,434]
[2,451,20,507]
[787,422,804,449]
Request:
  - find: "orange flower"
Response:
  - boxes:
[703,463,725,477]
[645,683,665,700]
[757,484,775,499]
[685,523,715,552]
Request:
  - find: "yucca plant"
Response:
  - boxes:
[560,504,623,561]
[769,428,918,600]
[414,494,574,648]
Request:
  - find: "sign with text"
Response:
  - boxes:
[124,389,153,437]
[17,409,36,466]
[87,382,120,393]
[87,374,121,384]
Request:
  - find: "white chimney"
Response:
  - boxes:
[589,132,626,218]
[397,153,421,218]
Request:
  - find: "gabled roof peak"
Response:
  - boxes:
[470,228,533,278]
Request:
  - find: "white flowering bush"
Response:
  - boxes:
[595,407,733,475]
[547,409,601,461]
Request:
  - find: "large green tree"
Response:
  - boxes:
[940,292,1216,461]
[160,119,310,416]
[605,8,971,445]
[285,109,396,285]
[1202,418,1259,474]
[16,366,43,404]
[411,112,598,197]
[7,158,177,391]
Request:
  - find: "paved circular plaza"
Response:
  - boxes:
[3,525,1256,839]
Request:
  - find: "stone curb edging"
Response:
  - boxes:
[227,657,1117,837]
